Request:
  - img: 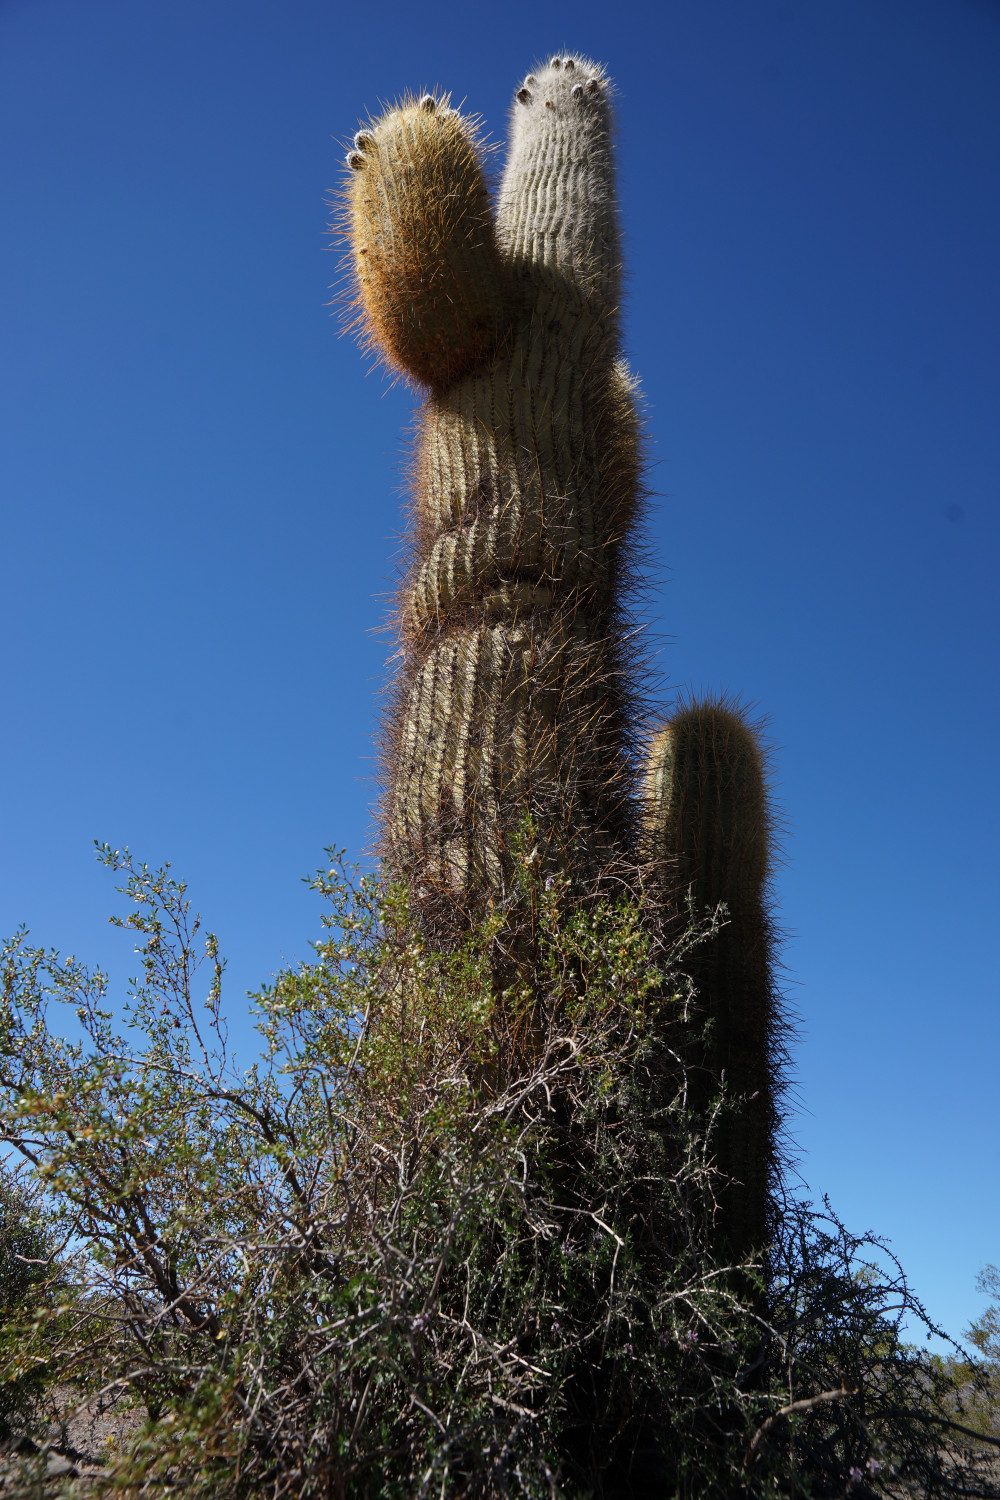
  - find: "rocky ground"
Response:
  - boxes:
[0,1386,141,1493]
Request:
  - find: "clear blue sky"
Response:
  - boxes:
[2,0,997,1344]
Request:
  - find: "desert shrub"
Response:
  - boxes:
[0,845,998,1496]
[927,1268,1000,1455]
[0,1165,59,1439]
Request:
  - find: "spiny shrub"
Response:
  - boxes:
[1,847,998,1496]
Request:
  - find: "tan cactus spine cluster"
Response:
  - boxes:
[344,59,643,921]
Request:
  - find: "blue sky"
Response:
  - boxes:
[2,0,998,1343]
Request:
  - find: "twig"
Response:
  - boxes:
[746,1387,856,1466]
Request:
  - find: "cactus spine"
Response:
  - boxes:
[643,699,781,1261]
[345,60,641,922]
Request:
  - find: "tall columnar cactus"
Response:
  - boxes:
[343,59,782,1261]
[344,57,642,923]
[643,699,782,1261]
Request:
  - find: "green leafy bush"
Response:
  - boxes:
[0,847,998,1496]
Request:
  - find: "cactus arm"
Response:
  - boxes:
[497,56,620,318]
[345,95,509,389]
[643,700,780,1262]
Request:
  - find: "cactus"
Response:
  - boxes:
[343,61,782,1260]
[343,59,642,924]
[642,698,782,1261]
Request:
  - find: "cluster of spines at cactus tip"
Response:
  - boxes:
[514,55,606,108]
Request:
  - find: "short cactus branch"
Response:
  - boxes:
[346,96,507,390]
[643,698,783,1261]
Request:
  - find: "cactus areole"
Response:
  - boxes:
[344,57,643,925]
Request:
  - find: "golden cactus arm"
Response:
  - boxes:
[497,56,620,318]
[643,700,781,1260]
[345,95,508,389]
